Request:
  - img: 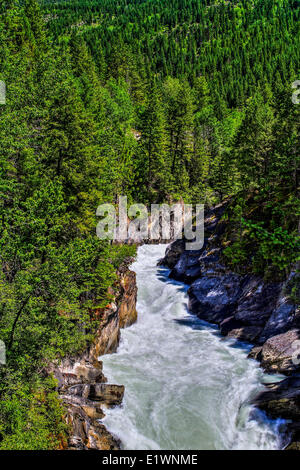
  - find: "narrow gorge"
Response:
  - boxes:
[101,244,285,450]
[51,203,299,450]
[100,203,298,450]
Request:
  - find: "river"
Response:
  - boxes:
[101,244,284,450]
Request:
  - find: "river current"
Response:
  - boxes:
[101,244,284,450]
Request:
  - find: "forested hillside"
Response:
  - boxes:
[43,0,300,273]
[0,0,299,449]
[44,0,299,106]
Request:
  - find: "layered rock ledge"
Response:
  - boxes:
[49,258,137,450]
[159,201,299,449]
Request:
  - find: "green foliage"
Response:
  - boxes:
[0,375,67,450]
[43,0,299,107]
[0,0,299,449]
[0,0,140,448]
[223,191,300,278]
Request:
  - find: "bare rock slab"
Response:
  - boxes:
[260,329,300,374]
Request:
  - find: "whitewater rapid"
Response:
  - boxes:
[101,244,284,450]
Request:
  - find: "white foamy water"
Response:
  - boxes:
[101,244,284,450]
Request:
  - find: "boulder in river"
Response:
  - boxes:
[188,273,242,324]
[260,329,300,374]
[259,293,297,344]
[169,251,203,283]
[254,373,300,421]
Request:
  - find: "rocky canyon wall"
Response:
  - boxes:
[48,258,137,450]
[159,202,300,449]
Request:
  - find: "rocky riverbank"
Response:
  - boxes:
[49,258,138,450]
[159,201,300,450]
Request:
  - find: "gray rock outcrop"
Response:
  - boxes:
[159,201,299,448]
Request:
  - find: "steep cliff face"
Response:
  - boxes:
[49,258,137,450]
[159,202,300,448]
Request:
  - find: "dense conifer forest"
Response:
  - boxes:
[0,0,299,448]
